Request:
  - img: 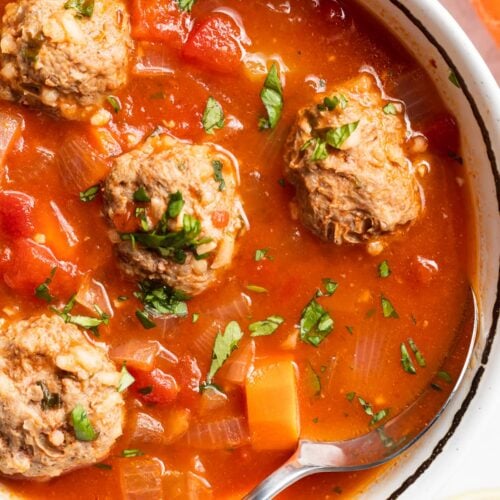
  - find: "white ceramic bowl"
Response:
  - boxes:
[0,1,498,499]
[357,0,500,498]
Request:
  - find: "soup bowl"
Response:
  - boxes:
[355,0,500,498]
[0,1,498,499]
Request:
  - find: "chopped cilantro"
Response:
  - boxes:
[64,0,94,17]
[408,338,426,367]
[177,0,195,12]
[207,321,244,382]
[95,463,112,470]
[357,396,390,426]
[299,299,334,347]
[192,313,200,323]
[133,186,151,203]
[317,94,348,111]
[122,449,144,458]
[106,96,121,113]
[202,97,225,134]
[438,370,452,383]
[117,365,135,393]
[254,248,271,262]
[167,191,184,218]
[259,63,284,130]
[52,295,109,335]
[345,325,354,334]
[325,121,359,149]
[401,343,417,374]
[35,267,57,303]
[305,362,321,397]
[378,260,391,278]
[249,315,284,337]
[80,184,100,203]
[36,381,62,411]
[346,391,356,401]
[212,160,226,191]
[383,103,398,115]
[449,71,461,88]
[381,296,399,319]
[71,405,98,442]
[322,278,338,296]
[135,310,156,329]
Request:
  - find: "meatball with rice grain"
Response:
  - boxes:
[0,315,124,479]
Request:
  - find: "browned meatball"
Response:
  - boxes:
[104,134,245,296]
[0,315,124,479]
[285,74,421,244]
[0,0,132,120]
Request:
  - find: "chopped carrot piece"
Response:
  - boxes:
[245,359,300,450]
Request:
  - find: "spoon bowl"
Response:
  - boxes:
[246,286,478,499]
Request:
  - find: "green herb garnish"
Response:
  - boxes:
[207,321,244,382]
[438,371,452,383]
[254,248,271,262]
[177,0,195,12]
[317,94,348,111]
[202,97,225,134]
[401,343,417,374]
[106,96,121,113]
[35,267,57,303]
[80,185,100,203]
[246,284,268,294]
[133,186,151,203]
[117,365,135,393]
[449,71,461,88]
[259,63,283,130]
[325,121,359,149]
[249,315,284,337]
[322,278,338,296]
[71,405,98,441]
[64,0,94,17]
[122,449,144,458]
[383,103,397,115]
[212,160,226,191]
[299,299,334,347]
[378,260,391,278]
[408,338,426,367]
[167,191,184,218]
[381,296,399,319]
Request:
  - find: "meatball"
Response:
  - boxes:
[285,74,421,244]
[0,0,132,120]
[104,133,244,296]
[0,315,124,479]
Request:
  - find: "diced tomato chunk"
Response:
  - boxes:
[176,355,202,406]
[182,14,244,74]
[421,113,460,156]
[131,0,192,47]
[1,238,77,296]
[0,191,35,238]
[211,210,229,229]
[131,367,180,404]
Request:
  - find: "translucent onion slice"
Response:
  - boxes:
[118,457,164,500]
[186,416,250,450]
[133,42,176,77]
[0,111,22,169]
[75,274,114,317]
[199,387,228,415]
[217,340,255,386]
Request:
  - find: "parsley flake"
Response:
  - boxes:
[177,0,195,12]
[401,343,417,374]
[36,381,62,411]
[259,63,284,130]
[249,315,284,337]
[378,260,391,278]
[106,96,121,113]
[325,121,359,149]
[449,71,461,88]
[207,321,243,382]
[117,365,135,393]
[381,296,399,319]
[80,184,100,202]
[212,160,226,191]
[383,103,398,115]
[64,0,94,17]
[202,97,225,134]
[35,267,57,303]
[299,298,334,347]
[71,405,98,442]
[133,186,151,203]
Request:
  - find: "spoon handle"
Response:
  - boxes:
[244,457,319,500]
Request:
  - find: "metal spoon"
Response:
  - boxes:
[246,286,478,499]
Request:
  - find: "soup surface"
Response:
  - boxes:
[0,0,474,498]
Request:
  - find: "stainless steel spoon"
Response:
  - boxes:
[245,286,478,499]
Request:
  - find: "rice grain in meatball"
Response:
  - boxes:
[285,74,421,244]
[104,133,244,296]
[0,315,124,479]
[0,0,132,120]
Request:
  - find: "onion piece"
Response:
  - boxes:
[118,457,164,500]
[199,387,228,415]
[0,111,22,169]
[163,471,212,499]
[58,131,110,194]
[130,408,190,447]
[75,274,113,317]
[186,416,249,450]
[186,472,213,499]
[109,339,161,371]
[133,42,175,77]
[217,340,255,386]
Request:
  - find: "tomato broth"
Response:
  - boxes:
[0,0,474,498]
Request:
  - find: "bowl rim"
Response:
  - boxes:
[376,0,500,497]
